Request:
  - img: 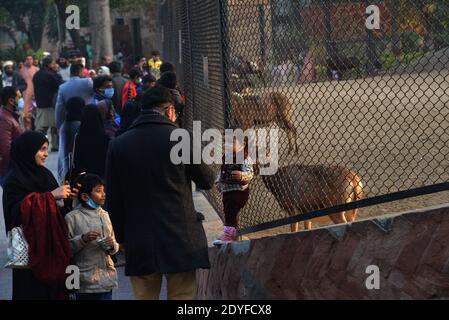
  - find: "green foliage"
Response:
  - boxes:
[400,31,421,54]
[0,47,45,61]
[110,0,156,12]
[380,49,397,69]
[401,51,425,64]
[315,64,328,82]
[433,32,449,51]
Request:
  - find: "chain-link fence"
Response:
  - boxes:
[159,0,449,236]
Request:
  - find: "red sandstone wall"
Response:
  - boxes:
[197,204,449,299]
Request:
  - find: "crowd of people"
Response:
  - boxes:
[0,47,253,301]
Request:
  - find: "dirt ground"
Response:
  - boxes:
[219,67,449,238]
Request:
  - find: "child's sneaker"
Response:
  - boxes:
[213,226,238,246]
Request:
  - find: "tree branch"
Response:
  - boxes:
[0,24,18,47]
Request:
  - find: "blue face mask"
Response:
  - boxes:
[15,98,25,110]
[86,198,100,210]
[104,88,115,99]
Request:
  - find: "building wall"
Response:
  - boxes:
[111,7,160,61]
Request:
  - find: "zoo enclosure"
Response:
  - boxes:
[159,0,449,235]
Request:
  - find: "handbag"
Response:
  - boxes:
[4,226,30,269]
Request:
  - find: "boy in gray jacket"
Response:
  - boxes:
[65,173,119,300]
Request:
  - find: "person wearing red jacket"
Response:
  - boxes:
[121,67,142,111]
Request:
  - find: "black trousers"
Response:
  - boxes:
[222,189,250,228]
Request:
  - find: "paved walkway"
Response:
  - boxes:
[0,152,223,300]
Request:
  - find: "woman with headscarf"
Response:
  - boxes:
[73,105,110,179]
[2,131,74,300]
[58,97,85,181]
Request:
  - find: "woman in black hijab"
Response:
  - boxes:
[2,131,74,300]
[73,104,110,179]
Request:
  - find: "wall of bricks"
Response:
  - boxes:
[197,204,449,299]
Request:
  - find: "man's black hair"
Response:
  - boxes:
[142,74,156,85]
[141,85,174,110]
[160,62,175,75]
[1,86,18,106]
[93,75,113,90]
[108,61,122,74]
[70,63,84,76]
[75,173,104,203]
[135,56,145,64]
[128,67,142,80]
[151,50,160,57]
[42,56,54,69]
[157,71,177,90]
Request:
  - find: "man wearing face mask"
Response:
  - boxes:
[0,61,27,93]
[90,75,121,125]
[0,86,25,187]
[121,67,142,111]
[90,75,115,106]
[106,86,214,300]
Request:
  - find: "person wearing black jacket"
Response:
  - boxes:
[109,61,127,116]
[32,56,63,151]
[73,105,110,180]
[105,86,214,300]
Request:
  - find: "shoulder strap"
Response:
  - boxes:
[68,132,78,173]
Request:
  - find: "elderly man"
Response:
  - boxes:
[0,61,27,93]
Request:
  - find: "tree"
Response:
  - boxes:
[0,0,49,50]
[53,0,89,58]
[389,0,401,56]
[0,7,19,47]
[91,0,114,66]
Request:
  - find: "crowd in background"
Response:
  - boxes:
[0,49,185,185]
[0,48,197,301]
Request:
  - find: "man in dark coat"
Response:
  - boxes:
[33,56,63,151]
[106,86,214,300]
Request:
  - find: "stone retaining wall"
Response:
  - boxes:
[197,204,449,299]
